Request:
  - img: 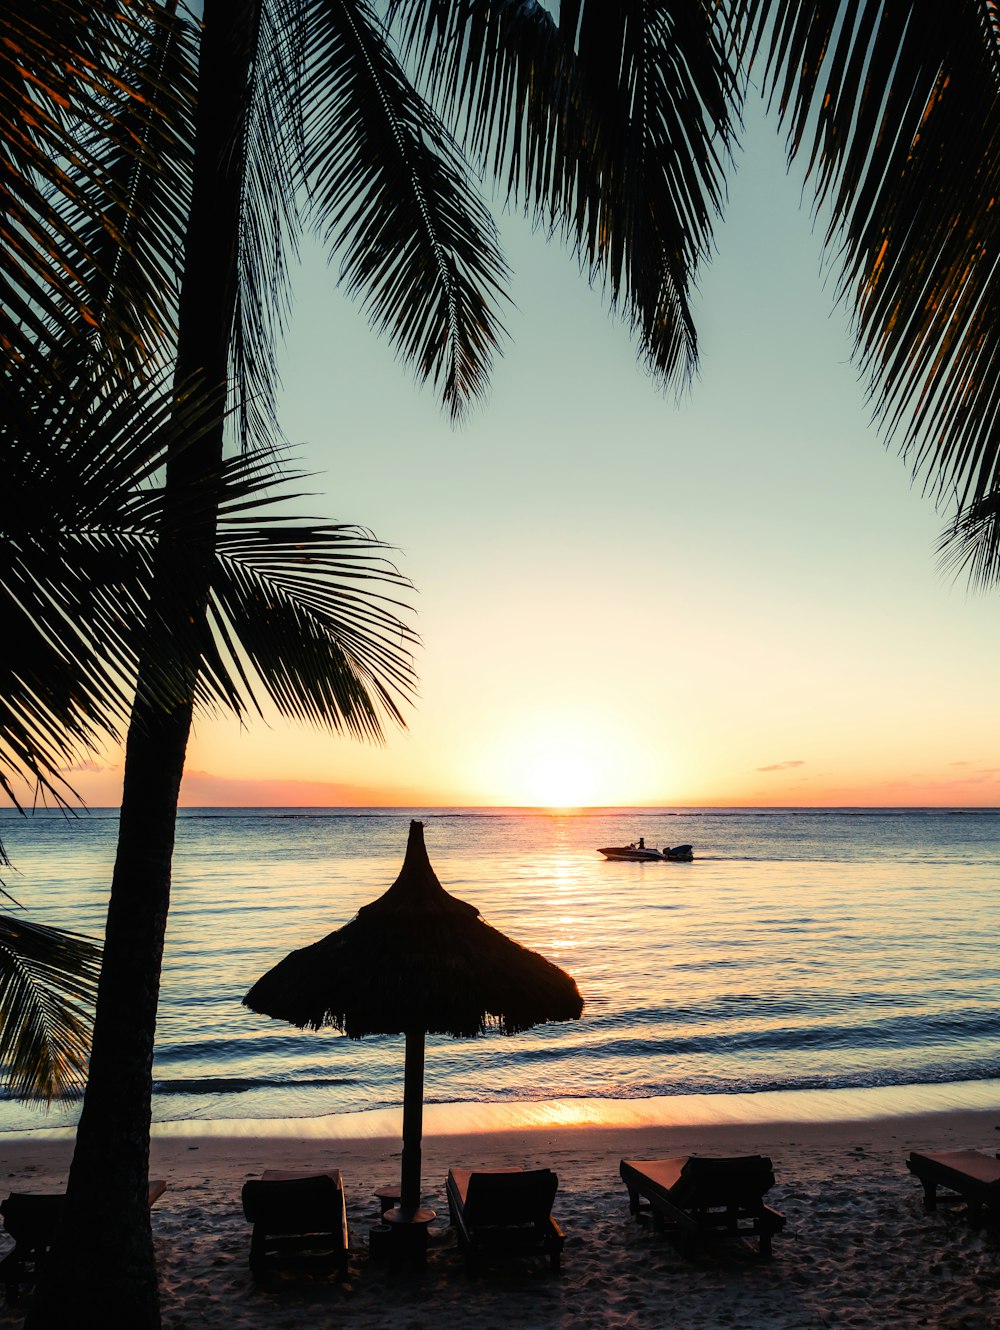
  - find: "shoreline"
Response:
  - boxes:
[3,1101,999,1180]
[5,1076,1000,1143]
[1,1105,999,1327]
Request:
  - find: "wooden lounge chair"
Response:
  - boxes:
[906,1150,1000,1227]
[0,1179,166,1304]
[620,1156,785,1259]
[241,1169,348,1277]
[446,1166,564,1271]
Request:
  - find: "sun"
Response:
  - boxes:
[523,755,600,808]
[474,708,667,807]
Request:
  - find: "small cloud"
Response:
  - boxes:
[756,760,805,773]
[57,759,111,775]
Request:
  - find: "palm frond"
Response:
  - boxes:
[301,0,510,420]
[3,342,418,811]
[144,448,419,737]
[58,2,198,372]
[391,0,740,390]
[938,490,1000,590]
[746,0,1000,513]
[1,0,193,368]
[209,500,417,741]
[228,0,302,451]
[0,914,101,1103]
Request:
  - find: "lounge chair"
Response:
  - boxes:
[620,1156,785,1259]
[446,1166,564,1271]
[0,1179,166,1304]
[241,1169,348,1277]
[906,1150,1000,1227]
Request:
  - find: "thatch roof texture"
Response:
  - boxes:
[243,820,583,1039]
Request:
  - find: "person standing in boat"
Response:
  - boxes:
[638,837,645,850]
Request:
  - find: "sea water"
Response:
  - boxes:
[0,806,998,1134]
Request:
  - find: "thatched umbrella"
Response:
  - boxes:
[243,819,584,1221]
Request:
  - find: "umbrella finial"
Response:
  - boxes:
[363,819,477,917]
[403,819,430,871]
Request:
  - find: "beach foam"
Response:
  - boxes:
[9,1079,1000,1146]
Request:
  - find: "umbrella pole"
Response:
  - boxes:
[400,1027,425,1217]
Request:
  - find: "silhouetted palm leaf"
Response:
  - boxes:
[938,490,1000,591]
[226,0,301,451]
[391,0,740,389]
[0,914,101,1103]
[64,4,197,370]
[208,492,416,738]
[135,449,418,736]
[745,0,1000,520]
[1,0,194,368]
[302,0,510,419]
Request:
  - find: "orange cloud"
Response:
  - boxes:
[177,769,426,807]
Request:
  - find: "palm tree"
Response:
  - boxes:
[11,0,509,1322]
[0,0,172,1146]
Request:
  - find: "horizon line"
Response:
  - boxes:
[4,802,998,813]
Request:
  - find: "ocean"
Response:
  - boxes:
[1,806,999,1135]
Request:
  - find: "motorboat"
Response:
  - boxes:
[598,845,664,861]
[598,843,694,862]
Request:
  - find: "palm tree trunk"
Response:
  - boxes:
[24,710,190,1324]
[25,3,259,1323]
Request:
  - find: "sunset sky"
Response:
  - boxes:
[60,102,1000,810]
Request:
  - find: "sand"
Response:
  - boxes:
[0,1108,999,1328]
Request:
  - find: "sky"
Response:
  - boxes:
[57,99,1000,810]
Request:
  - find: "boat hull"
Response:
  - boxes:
[598,845,693,862]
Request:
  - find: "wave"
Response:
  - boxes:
[151,1075,358,1096]
[120,1059,1000,1109]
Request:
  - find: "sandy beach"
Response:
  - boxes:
[0,1107,998,1328]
